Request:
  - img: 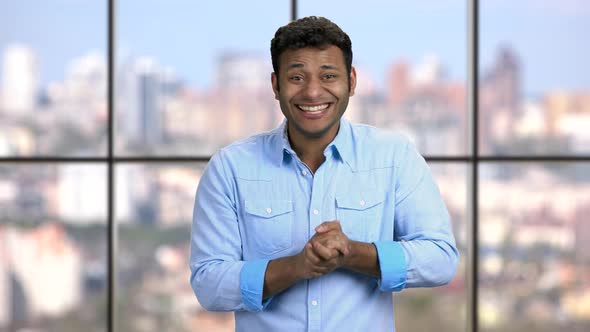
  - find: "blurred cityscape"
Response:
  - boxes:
[0,40,589,331]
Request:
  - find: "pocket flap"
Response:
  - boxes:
[245,200,293,218]
[336,190,384,211]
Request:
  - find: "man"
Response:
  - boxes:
[190,16,458,331]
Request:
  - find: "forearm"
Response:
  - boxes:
[342,240,380,278]
[263,255,302,299]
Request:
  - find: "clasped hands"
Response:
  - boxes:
[296,220,352,279]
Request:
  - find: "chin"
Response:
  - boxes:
[297,123,336,139]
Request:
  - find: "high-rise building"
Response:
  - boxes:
[387,61,410,107]
[484,47,521,112]
[1,45,39,114]
[480,46,522,153]
[119,57,169,146]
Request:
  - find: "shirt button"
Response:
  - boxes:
[360,199,366,207]
[301,170,307,176]
[313,209,319,215]
[311,300,318,306]
[266,208,272,214]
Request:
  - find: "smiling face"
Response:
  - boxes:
[272,45,356,143]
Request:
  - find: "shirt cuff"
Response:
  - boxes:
[373,241,407,292]
[239,259,272,312]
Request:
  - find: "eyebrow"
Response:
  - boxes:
[286,63,339,70]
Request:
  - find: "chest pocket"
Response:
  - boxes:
[244,200,293,256]
[336,189,384,242]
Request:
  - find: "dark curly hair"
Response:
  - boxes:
[271,16,353,79]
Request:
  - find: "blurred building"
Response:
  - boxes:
[574,203,590,260]
[157,168,200,226]
[213,53,281,144]
[514,206,574,251]
[384,56,466,154]
[216,53,269,93]
[480,46,522,153]
[57,165,106,224]
[119,57,179,146]
[0,226,9,327]
[1,45,39,114]
[53,53,108,133]
[544,91,590,153]
[412,54,446,87]
[388,61,411,108]
[1,224,82,327]
[0,125,36,156]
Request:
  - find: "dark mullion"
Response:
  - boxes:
[107,0,115,331]
[110,156,213,163]
[3,155,590,164]
[426,156,590,162]
[291,0,297,21]
[0,157,111,163]
[471,0,479,331]
[476,156,590,162]
[0,156,212,163]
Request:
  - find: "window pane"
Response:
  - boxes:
[299,0,468,155]
[0,1,107,157]
[0,164,107,332]
[116,1,290,156]
[480,1,590,155]
[115,163,233,331]
[479,163,590,331]
[395,163,468,331]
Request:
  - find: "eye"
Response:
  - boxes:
[289,75,303,81]
[323,74,337,80]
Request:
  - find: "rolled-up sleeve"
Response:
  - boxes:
[392,141,459,288]
[373,241,407,292]
[189,150,273,312]
[239,259,272,312]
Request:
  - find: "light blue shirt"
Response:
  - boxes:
[190,119,459,332]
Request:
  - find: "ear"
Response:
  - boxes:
[271,72,279,100]
[349,66,357,97]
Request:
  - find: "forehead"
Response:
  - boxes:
[278,45,346,71]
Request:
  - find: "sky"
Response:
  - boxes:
[1,0,589,96]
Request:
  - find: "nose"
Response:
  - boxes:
[301,77,322,100]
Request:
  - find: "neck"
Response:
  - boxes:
[287,123,340,173]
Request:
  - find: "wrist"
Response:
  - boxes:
[290,253,306,281]
[342,240,358,268]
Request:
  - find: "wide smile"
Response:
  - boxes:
[295,103,332,118]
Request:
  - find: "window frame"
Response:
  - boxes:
[1,1,590,331]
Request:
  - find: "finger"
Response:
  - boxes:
[312,241,340,261]
[313,233,350,256]
[315,220,341,233]
[304,243,322,265]
[325,236,351,256]
[313,260,337,273]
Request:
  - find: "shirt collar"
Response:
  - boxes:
[270,118,356,171]
[269,120,293,167]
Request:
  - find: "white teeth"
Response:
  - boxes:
[298,104,329,113]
